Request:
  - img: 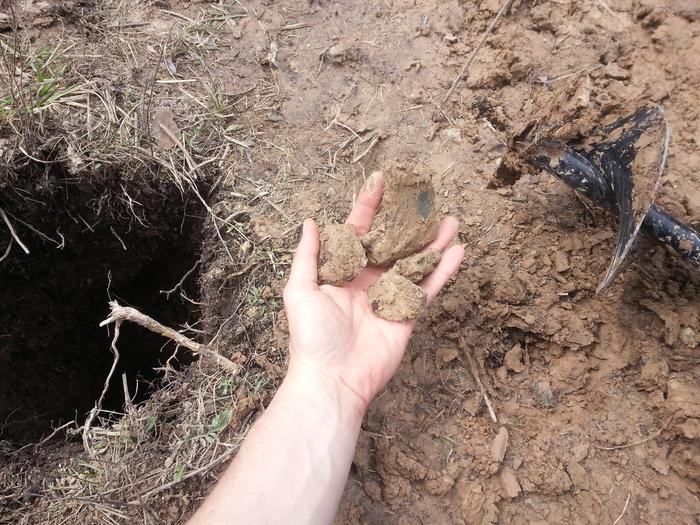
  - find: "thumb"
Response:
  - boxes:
[287,219,320,291]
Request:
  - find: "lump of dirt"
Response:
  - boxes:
[318,223,367,285]
[393,250,441,283]
[361,162,439,266]
[368,272,426,322]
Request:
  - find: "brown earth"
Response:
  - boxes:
[2,0,700,523]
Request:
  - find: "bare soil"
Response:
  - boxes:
[2,0,700,523]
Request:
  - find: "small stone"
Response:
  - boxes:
[491,427,509,462]
[496,366,508,382]
[462,392,483,416]
[603,63,630,80]
[393,250,441,283]
[650,455,670,475]
[499,466,522,498]
[318,223,367,285]
[436,347,459,365]
[521,256,537,270]
[505,344,525,373]
[552,250,571,273]
[679,326,697,348]
[512,456,524,470]
[439,127,462,143]
[571,443,590,463]
[368,272,426,322]
[566,461,588,491]
[152,107,180,150]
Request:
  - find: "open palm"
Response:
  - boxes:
[283,172,464,410]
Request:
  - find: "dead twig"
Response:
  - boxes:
[433,0,515,118]
[0,207,30,254]
[99,300,239,373]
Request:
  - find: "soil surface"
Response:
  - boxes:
[2,0,700,523]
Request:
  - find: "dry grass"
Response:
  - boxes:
[2,361,269,524]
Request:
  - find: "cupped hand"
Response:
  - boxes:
[283,172,465,413]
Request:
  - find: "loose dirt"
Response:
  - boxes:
[319,223,367,285]
[2,0,700,524]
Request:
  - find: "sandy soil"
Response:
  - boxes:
[2,0,700,523]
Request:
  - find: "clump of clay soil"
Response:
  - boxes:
[318,223,367,285]
[317,165,440,321]
[367,250,442,321]
[361,162,439,266]
[368,272,427,322]
[393,250,441,283]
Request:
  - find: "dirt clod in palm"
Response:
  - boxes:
[368,272,426,322]
[393,250,441,283]
[318,223,367,285]
[361,163,439,266]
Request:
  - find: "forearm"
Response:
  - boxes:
[188,362,365,525]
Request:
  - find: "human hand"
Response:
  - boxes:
[283,172,465,415]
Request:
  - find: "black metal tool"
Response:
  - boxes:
[523,104,700,291]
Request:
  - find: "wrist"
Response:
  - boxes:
[284,357,367,425]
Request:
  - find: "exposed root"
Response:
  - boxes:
[0,207,30,254]
[83,320,121,456]
[593,418,671,451]
[0,238,12,263]
[99,300,239,373]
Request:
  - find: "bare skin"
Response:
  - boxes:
[188,172,465,525]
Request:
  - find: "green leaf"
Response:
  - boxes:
[209,409,232,434]
[173,464,186,482]
[144,416,157,433]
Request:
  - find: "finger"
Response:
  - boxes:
[287,219,320,291]
[346,171,383,235]
[421,244,465,304]
[346,264,384,290]
[422,216,459,253]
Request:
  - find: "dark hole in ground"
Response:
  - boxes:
[0,166,205,443]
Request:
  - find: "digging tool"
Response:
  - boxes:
[519,104,700,292]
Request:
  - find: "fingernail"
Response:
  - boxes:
[363,172,381,193]
[302,218,313,233]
